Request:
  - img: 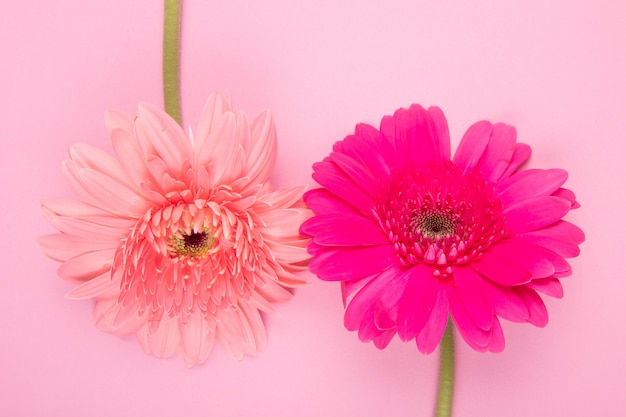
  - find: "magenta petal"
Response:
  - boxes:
[515,287,549,327]
[453,121,492,174]
[495,169,568,207]
[397,264,440,341]
[415,287,450,354]
[344,266,402,331]
[303,188,362,217]
[447,285,491,351]
[312,159,375,212]
[301,214,388,246]
[454,266,494,330]
[373,329,397,349]
[504,196,572,234]
[471,250,532,286]
[499,143,531,180]
[553,187,580,209]
[309,245,395,281]
[488,318,505,353]
[427,106,451,160]
[329,151,379,197]
[528,278,564,298]
[482,279,529,323]
[474,123,517,183]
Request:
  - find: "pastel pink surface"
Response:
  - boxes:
[2,1,625,416]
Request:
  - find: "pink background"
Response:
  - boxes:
[2,1,625,415]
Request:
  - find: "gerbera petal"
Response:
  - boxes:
[329,151,378,197]
[447,285,491,351]
[453,121,492,174]
[301,214,388,246]
[504,196,572,234]
[303,188,363,217]
[246,110,277,185]
[471,251,532,286]
[65,273,117,299]
[483,281,529,323]
[488,318,505,353]
[135,103,192,176]
[415,287,450,354]
[312,159,375,212]
[499,143,531,180]
[180,314,215,368]
[344,266,402,331]
[397,264,440,341]
[380,104,447,169]
[137,314,181,358]
[194,92,233,151]
[104,108,134,133]
[474,123,517,183]
[454,266,494,330]
[57,250,115,282]
[528,278,564,298]
[515,287,549,327]
[495,169,568,207]
[309,245,395,281]
[517,220,584,258]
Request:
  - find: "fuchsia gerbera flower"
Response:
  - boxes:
[39,93,311,366]
[300,104,584,353]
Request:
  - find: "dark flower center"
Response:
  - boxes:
[168,229,215,258]
[413,210,456,238]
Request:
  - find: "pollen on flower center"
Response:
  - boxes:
[168,228,215,258]
[413,210,456,238]
[376,161,507,275]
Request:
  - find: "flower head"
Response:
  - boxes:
[300,104,583,353]
[39,93,311,366]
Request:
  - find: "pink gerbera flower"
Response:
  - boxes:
[39,93,311,366]
[300,104,584,353]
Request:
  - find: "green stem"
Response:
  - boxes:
[435,318,455,417]
[163,0,182,124]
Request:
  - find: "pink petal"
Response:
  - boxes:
[57,249,115,282]
[397,264,440,341]
[372,329,397,349]
[180,314,215,368]
[503,196,572,234]
[454,266,494,330]
[517,220,584,258]
[309,244,396,281]
[453,121,492,175]
[104,108,134,133]
[135,103,192,178]
[427,106,451,160]
[38,234,118,262]
[111,127,150,187]
[246,110,277,185]
[136,314,181,357]
[194,92,233,152]
[66,273,117,299]
[495,169,568,207]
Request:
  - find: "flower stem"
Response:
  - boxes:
[435,318,455,417]
[163,0,182,124]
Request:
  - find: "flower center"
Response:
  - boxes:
[376,161,507,276]
[413,210,456,238]
[168,228,215,258]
